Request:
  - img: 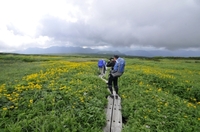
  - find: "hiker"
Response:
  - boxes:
[107,55,125,98]
[106,57,115,72]
[106,57,116,93]
[98,59,106,75]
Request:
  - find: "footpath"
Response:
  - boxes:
[99,75,122,132]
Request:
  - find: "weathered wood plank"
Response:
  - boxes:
[100,76,122,132]
[100,76,108,83]
[104,96,114,132]
[111,96,122,132]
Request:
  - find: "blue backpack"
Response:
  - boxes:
[114,58,125,72]
[98,60,105,68]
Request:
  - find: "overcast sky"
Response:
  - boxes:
[0,0,200,52]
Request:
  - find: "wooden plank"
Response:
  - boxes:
[103,96,114,132]
[100,76,122,132]
[111,96,122,132]
[100,76,108,83]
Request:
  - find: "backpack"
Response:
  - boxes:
[98,60,104,68]
[119,58,125,72]
[114,58,125,73]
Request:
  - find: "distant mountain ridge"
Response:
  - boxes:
[16,46,200,57]
[17,46,126,56]
[18,46,98,54]
[125,49,200,57]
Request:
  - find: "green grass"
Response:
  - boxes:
[0,54,200,131]
[0,54,109,132]
[120,58,200,131]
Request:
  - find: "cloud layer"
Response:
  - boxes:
[1,0,200,52]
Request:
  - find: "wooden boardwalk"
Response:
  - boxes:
[99,76,122,132]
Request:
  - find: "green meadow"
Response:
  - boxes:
[0,54,200,132]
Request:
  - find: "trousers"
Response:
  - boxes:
[108,74,119,94]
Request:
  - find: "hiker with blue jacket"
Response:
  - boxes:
[107,55,125,98]
[98,59,106,75]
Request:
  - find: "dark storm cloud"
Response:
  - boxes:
[37,15,139,48]
[37,15,109,47]
[37,0,200,50]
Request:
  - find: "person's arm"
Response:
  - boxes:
[106,61,112,67]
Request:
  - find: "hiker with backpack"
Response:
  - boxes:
[107,55,125,98]
[98,59,106,76]
[106,57,115,73]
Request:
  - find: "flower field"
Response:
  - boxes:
[121,58,200,131]
[0,54,108,132]
[0,54,200,132]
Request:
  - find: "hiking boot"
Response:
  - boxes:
[115,94,118,99]
[110,94,114,98]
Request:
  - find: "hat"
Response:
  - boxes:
[113,55,119,59]
[109,57,114,60]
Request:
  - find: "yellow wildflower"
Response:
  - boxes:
[158,88,162,92]
[10,106,14,109]
[30,99,33,103]
[187,103,193,107]
[3,107,7,111]
[3,107,8,110]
